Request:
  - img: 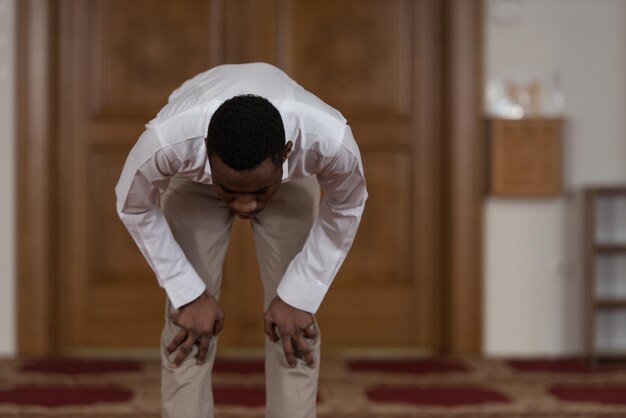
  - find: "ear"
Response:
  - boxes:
[282,141,293,163]
[207,153,217,170]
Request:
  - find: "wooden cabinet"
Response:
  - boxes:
[584,187,626,361]
[487,118,563,197]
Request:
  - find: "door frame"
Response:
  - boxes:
[17,0,484,355]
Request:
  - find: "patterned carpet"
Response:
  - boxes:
[0,356,625,417]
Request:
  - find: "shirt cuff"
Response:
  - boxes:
[276,276,329,314]
[163,272,207,309]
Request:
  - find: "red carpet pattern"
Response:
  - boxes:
[0,356,625,417]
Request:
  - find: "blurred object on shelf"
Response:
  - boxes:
[486,73,564,119]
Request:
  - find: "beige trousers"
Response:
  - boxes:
[160,175,321,418]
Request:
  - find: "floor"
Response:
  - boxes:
[0,355,625,417]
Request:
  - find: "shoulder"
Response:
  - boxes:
[278,100,348,157]
[149,101,221,147]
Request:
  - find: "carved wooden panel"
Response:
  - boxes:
[339,151,411,285]
[318,284,416,344]
[88,0,216,119]
[286,0,412,116]
[89,151,154,286]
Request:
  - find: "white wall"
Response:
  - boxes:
[484,0,626,356]
[0,0,15,356]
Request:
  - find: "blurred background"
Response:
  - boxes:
[0,0,625,362]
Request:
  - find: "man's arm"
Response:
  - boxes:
[115,128,207,308]
[263,125,367,367]
[276,125,368,313]
[115,127,223,367]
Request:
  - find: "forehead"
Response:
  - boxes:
[210,155,281,192]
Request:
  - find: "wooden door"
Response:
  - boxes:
[220,0,443,348]
[57,0,222,350]
[56,0,442,352]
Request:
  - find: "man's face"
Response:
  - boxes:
[209,154,284,219]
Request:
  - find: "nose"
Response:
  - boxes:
[231,195,258,214]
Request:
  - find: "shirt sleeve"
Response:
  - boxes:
[115,127,207,309]
[276,126,368,313]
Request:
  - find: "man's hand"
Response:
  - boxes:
[263,296,318,369]
[166,291,224,368]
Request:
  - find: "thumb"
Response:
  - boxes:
[213,314,225,336]
[303,322,318,339]
[170,308,180,324]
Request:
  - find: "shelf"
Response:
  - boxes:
[594,299,626,309]
[587,186,626,196]
[585,186,626,362]
[594,244,626,254]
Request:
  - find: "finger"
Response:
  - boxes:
[213,313,225,336]
[171,332,197,368]
[264,318,278,342]
[195,334,212,365]
[303,322,318,340]
[166,328,188,355]
[294,334,315,368]
[281,332,296,368]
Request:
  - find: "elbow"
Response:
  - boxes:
[116,200,154,222]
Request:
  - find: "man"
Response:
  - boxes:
[116,62,367,418]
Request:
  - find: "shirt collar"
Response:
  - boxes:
[204,154,289,181]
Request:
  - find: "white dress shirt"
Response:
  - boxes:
[115,63,367,313]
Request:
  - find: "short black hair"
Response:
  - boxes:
[206,94,285,171]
